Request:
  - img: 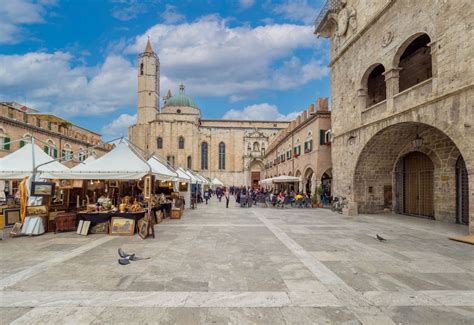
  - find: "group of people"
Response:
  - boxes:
[230,186,313,208]
[203,186,230,208]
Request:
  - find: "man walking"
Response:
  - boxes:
[224,187,230,208]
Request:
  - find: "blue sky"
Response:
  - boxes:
[0,0,330,139]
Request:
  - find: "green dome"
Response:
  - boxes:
[164,84,199,109]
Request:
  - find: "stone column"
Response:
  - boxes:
[357,88,367,111]
[428,41,438,93]
[383,68,401,113]
[311,173,317,196]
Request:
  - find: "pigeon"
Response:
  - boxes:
[118,248,150,262]
[118,248,131,258]
[118,258,130,265]
[376,234,387,242]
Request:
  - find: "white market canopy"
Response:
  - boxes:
[176,167,191,182]
[260,175,300,185]
[70,155,96,171]
[147,156,179,181]
[48,141,151,180]
[0,143,69,180]
[211,177,224,186]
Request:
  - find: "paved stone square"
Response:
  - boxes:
[1,199,473,324]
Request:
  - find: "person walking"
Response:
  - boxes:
[204,190,209,204]
[224,187,230,208]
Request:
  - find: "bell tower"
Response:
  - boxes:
[137,38,159,124]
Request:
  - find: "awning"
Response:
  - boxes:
[0,143,69,180]
[48,141,151,180]
[211,177,224,186]
[259,175,300,185]
[176,168,191,182]
[147,156,179,181]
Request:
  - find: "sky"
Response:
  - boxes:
[0,0,330,139]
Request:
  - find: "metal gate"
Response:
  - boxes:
[456,156,469,225]
[394,152,434,219]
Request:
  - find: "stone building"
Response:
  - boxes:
[129,40,290,186]
[315,0,473,233]
[263,98,332,196]
[0,102,110,167]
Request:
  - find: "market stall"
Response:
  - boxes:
[260,175,300,191]
[0,142,70,235]
[176,167,192,209]
[211,177,224,188]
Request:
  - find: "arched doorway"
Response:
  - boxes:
[321,169,332,199]
[304,168,314,195]
[353,122,468,226]
[248,160,264,188]
[456,156,469,225]
[395,152,434,218]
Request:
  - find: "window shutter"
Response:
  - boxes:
[320,130,325,145]
[44,146,49,153]
[62,149,66,159]
[19,140,25,148]
[53,148,58,158]
[3,137,11,150]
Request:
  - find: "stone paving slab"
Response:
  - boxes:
[1,198,473,324]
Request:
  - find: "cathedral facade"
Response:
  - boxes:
[129,40,290,186]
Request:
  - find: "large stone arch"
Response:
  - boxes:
[352,121,469,227]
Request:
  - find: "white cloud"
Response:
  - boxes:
[0,52,136,117]
[223,103,300,121]
[273,0,319,24]
[239,0,255,9]
[101,113,137,138]
[128,16,327,99]
[111,0,147,21]
[160,4,185,24]
[0,0,55,44]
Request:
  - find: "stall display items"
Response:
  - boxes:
[171,208,181,219]
[110,217,135,236]
[31,182,56,197]
[3,208,21,226]
[138,219,149,239]
[90,222,108,234]
[55,212,77,233]
[77,220,91,236]
[9,222,22,236]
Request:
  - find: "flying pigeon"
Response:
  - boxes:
[118,258,130,265]
[376,234,387,242]
[118,248,131,258]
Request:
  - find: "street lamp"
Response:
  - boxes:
[412,134,424,150]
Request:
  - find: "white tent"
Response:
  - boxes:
[48,141,151,180]
[70,155,96,171]
[0,143,69,180]
[271,175,300,183]
[259,175,300,185]
[147,156,178,181]
[211,177,224,186]
[176,168,191,182]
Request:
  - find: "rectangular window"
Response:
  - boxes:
[1,137,11,150]
[320,129,326,145]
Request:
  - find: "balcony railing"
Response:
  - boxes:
[314,0,342,32]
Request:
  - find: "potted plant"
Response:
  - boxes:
[311,193,319,208]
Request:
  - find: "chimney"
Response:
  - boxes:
[317,97,329,111]
[302,111,308,120]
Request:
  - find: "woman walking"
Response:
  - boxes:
[224,187,230,208]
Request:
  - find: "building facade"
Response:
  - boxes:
[315,0,473,233]
[129,40,290,186]
[0,102,110,167]
[263,98,332,196]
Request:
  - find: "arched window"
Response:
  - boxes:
[62,143,73,160]
[140,63,144,75]
[397,34,432,92]
[253,142,260,151]
[78,147,86,162]
[44,140,57,158]
[178,136,184,149]
[157,137,163,149]
[218,142,225,170]
[0,128,11,151]
[365,64,386,107]
[201,142,208,170]
[187,156,192,169]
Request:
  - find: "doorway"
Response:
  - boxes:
[456,156,469,225]
[251,171,261,188]
[395,152,434,218]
